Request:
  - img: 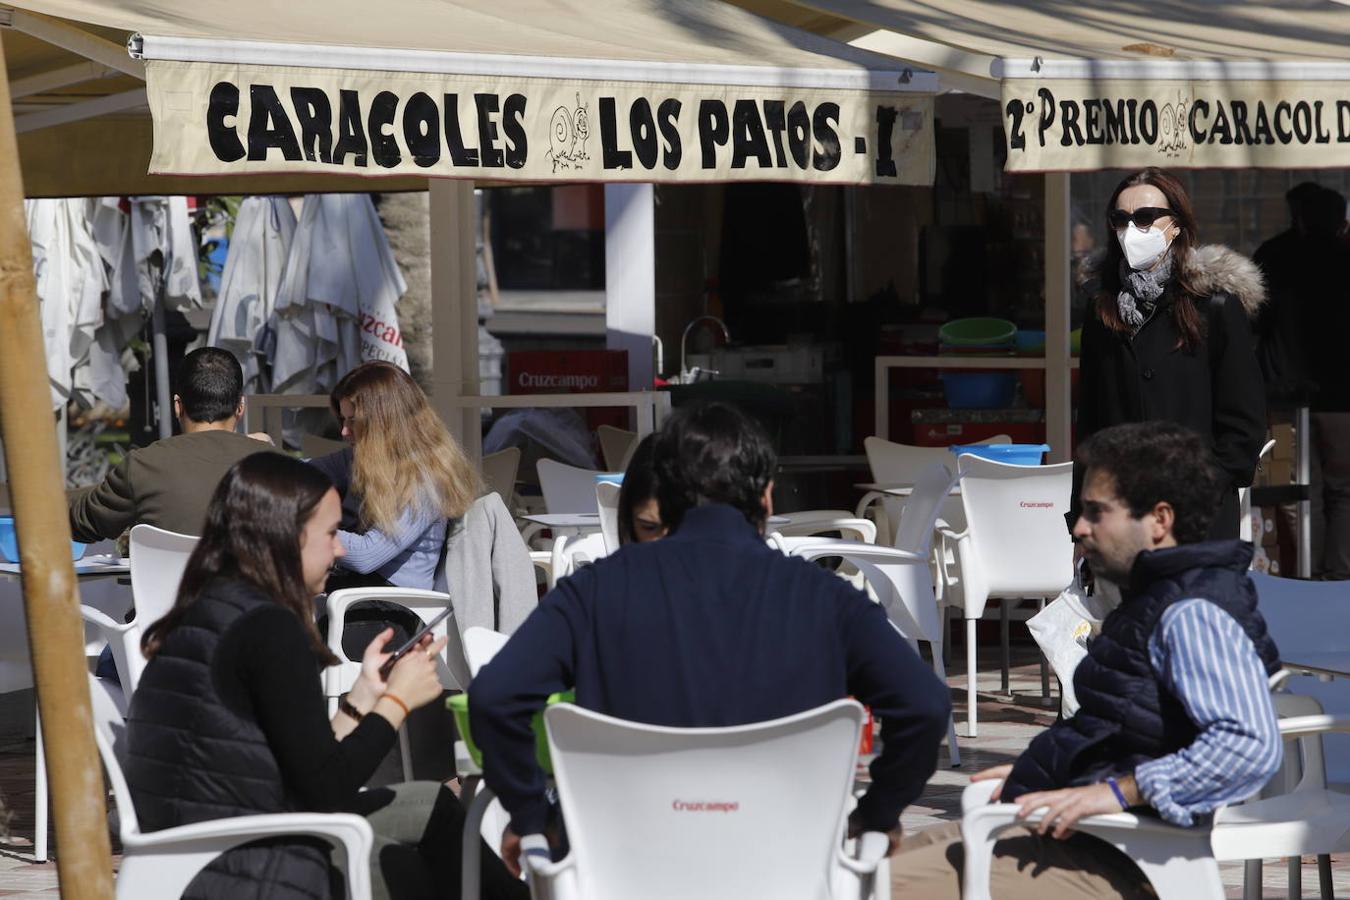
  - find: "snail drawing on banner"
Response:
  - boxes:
[547,93,592,172]
[1158,94,1190,157]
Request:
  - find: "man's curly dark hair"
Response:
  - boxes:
[651,402,776,533]
[1076,421,1224,544]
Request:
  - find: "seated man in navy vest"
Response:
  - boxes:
[470,402,952,876]
[893,421,1283,900]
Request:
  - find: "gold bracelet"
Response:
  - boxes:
[380,692,410,718]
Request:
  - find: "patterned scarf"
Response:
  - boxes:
[1117,253,1174,331]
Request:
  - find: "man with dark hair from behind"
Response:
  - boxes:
[470,402,951,874]
[892,421,1283,899]
[68,346,277,541]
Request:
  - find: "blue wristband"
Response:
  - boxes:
[1105,776,1130,810]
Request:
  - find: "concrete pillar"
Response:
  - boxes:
[604,183,656,390]
[1044,172,1073,464]
[429,179,482,462]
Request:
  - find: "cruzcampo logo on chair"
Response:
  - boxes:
[447,690,576,773]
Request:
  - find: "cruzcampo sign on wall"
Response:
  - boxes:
[1001,78,1350,171]
[145,61,934,186]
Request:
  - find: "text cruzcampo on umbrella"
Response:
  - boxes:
[205,81,909,175]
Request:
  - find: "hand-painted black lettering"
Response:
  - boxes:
[1315,100,1332,144]
[367,90,401,167]
[474,93,504,167]
[786,101,810,168]
[247,85,302,161]
[811,102,841,171]
[289,87,333,163]
[1138,100,1158,144]
[443,94,478,166]
[698,99,729,169]
[731,99,772,169]
[630,97,659,170]
[1188,99,1210,144]
[1036,88,1056,147]
[1004,98,1025,151]
[1083,99,1104,145]
[206,81,245,162]
[402,91,440,167]
[502,93,528,168]
[657,98,682,170]
[334,89,369,166]
[762,100,788,167]
[600,97,633,169]
[876,104,899,176]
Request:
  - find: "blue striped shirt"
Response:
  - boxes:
[1134,598,1283,826]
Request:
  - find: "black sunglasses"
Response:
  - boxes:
[1109,207,1173,230]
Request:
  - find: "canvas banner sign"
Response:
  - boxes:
[145,60,934,185]
[1002,78,1350,171]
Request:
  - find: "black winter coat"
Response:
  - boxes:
[1075,245,1268,538]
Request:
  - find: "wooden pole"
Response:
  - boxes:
[0,39,116,900]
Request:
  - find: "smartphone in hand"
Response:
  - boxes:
[378,607,453,679]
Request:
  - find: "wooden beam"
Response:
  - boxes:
[0,35,115,900]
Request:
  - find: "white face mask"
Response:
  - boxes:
[1116,225,1173,271]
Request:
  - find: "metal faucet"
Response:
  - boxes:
[680,316,731,381]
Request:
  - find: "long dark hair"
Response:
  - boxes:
[617,434,659,545]
[1097,167,1205,351]
[142,453,340,665]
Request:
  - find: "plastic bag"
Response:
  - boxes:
[1027,562,1120,717]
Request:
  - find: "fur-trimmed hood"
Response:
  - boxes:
[1079,244,1266,318]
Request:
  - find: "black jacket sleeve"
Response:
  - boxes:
[1067,315,1109,528]
[218,605,396,812]
[839,591,951,831]
[1208,293,1267,488]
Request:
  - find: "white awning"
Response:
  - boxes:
[6,0,940,185]
[779,0,1350,171]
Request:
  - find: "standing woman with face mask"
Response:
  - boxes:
[1074,167,1267,539]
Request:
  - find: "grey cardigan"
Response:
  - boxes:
[437,492,537,635]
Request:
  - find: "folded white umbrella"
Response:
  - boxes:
[208,196,296,392]
[270,193,408,396]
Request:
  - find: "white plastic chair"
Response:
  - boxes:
[858,435,1009,543]
[323,587,467,779]
[522,699,889,900]
[942,456,1073,736]
[596,425,638,472]
[784,463,962,767]
[960,712,1350,900]
[80,525,197,696]
[596,481,622,554]
[1240,439,1278,545]
[548,531,611,588]
[537,459,602,515]
[481,447,522,503]
[88,672,374,900]
[773,510,878,544]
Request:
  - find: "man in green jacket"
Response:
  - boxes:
[68,347,277,541]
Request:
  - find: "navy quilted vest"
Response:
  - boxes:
[1003,540,1280,800]
[125,578,336,900]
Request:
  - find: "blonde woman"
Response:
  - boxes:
[310,361,481,592]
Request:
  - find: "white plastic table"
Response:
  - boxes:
[0,555,130,581]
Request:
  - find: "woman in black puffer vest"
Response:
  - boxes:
[124,453,527,900]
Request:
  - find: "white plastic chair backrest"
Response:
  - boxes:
[536,459,602,515]
[1270,692,1329,796]
[543,699,863,900]
[864,435,1007,541]
[88,672,141,837]
[325,588,469,692]
[481,447,522,500]
[463,626,509,678]
[1239,439,1279,544]
[957,456,1074,597]
[893,463,957,555]
[596,425,638,472]
[551,532,611,585]
[129,525,198,630]
[596,482,622,554]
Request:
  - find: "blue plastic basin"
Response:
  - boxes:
[0,516,87,563]
[950,443,1051,466]
[940,372,1017,409]
[594,473,625,485]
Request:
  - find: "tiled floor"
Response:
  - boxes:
[1,658,1348,898]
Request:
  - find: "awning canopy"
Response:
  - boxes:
[775,0,1350,172]
[5,0,940,187]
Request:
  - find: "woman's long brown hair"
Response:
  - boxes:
[142,453,339,665]
[1096,167,1205,351]
[330,361,481,533]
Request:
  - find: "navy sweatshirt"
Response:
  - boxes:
[469,504,951,836]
